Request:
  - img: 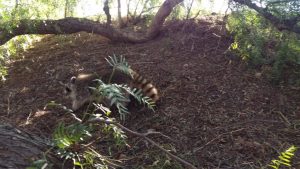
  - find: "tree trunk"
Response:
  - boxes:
[64,0,68,18]
[147,0,183,38]
[127,0,131,21]
[0,123,56,168]
[117,0,125,28]
[103,0,111,25]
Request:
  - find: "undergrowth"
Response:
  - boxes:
[0,35,41,81]
[227,9,300,86]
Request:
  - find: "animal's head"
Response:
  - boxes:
[64,76,77,97]
[63,74,98,111]
[63,76,83,110]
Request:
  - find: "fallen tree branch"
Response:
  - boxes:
[0,123,61,168]
[0,17,149,45]
[0,0,184,45]
[88,117,198,169]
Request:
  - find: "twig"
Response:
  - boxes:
[192,9,202,19]
[25,110,33,125]
[275,110,291,126]
[87,147,123,168]
[69,113,83,123]
[7,92,12,115]
[193,128,244,153]
[144,129,174,142]
[88,117,198,169]
[139,5,160,16]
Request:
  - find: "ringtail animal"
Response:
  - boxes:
[64,68,159,111]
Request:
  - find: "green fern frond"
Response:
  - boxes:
[112,84,156,110]
[91,79,131,120]
[129,87,156,111]
[268,145,298,169]
[105,54,133,77]
[90,56,156,120]
[53,123,92,149]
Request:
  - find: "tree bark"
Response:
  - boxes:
[117,0,125,28]
[147,0,183,38]
[103,0,111,25]
[64,0,68,18]
[126,0,132,21]
[0,0,183,45]
[0,123,55,168]
[0,18,150,45]
[232,0,300,34]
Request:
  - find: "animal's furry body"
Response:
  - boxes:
[64,69,159,111]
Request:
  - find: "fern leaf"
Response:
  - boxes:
[279,155,291,164]
[105,54,132,77]
[92,81,131,119]
[124,87,156,111]
[268,145,298,169]
[53,123,91,149]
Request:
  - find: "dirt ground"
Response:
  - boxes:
[0,19,299,168]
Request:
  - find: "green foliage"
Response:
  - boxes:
[26,159,52,169]
[0,0,66,20]
[105,54,133,79]
[91,81,156,120]
[54,123,92,149]
[102,55,156,118]
[227,9,300,85]
[128,87,156,111]
[65,0,80,17]
[265,0,300,19]
[268,145,298,169]
[90,79,131,120]
[101,119,127,146]
[170,4,185,20]
[80,150,110,169]
[0,64,7,81]
[52,121,122,168]
[0,35,41,81]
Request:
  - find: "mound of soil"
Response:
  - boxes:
[0,19,299,168]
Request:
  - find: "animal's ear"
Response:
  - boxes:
[70,76,76,84]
